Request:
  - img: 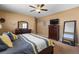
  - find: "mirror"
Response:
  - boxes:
[62,21,77,46]
[18,21,28,29]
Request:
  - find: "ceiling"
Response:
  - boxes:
[0,4,79,17]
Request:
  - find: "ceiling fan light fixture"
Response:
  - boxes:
[36,9,41,12]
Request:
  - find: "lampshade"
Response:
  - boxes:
[0,18,5,23]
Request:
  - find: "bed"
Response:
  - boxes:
[0,33,53,54]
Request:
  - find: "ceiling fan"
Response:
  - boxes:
[29,4,48,13]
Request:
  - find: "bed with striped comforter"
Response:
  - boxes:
[0,33,49,54]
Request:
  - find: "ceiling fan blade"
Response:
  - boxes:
[37,4,40,7]
[41,9,48,11]
[30,10,35,12]
[29,5,36,8]
[40,4,45,8]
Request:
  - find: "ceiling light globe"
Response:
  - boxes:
[36,9,41,12]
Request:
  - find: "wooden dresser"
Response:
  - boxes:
[49,24,59,41]
[15,28,31,35]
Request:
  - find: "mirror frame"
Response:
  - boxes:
[18,21,28,29]
[62,20,77,46]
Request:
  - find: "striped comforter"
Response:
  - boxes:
[0,33,49,54]
[18,33,49,53]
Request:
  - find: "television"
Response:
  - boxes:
[50,19,59,24]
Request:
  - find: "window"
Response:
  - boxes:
[22,23,27,29]
[18,21,28,29]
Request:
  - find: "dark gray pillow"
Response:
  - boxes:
[0,38,8,51]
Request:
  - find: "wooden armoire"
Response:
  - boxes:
[48,19,59,41]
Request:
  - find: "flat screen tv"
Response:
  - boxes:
[50,19,59,24]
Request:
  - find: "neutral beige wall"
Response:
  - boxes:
[0,10,36,33]
[37,7,79,42]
